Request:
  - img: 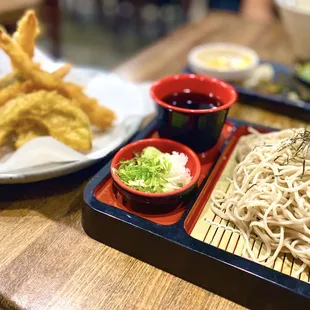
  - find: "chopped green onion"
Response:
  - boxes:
[114,146,190,193]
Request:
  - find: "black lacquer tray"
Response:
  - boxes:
[184,62,310,122]
[83,118,310,310]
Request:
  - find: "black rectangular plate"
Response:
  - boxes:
[184,62,310,122]
[82,118,310,310]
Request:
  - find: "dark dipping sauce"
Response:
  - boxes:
[163,90,222,110]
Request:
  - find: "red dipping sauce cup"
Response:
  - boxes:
[150,74,237,153]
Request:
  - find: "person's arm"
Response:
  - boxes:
[240,0,274,23]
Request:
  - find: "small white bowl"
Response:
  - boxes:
[275,0,310,59]
[188,43,259,82]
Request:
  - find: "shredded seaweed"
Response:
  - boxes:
[276,129,310,178]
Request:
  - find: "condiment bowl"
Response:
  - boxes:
[111,138,201,213]
[188,43,259,82]
[150,74,237,153]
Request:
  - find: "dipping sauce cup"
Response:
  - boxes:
[150,74,237,153]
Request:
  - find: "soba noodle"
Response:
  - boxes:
[211,128,310,275]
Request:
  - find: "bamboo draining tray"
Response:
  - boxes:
[190,139,310,284]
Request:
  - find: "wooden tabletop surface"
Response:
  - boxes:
[0,11,307,310]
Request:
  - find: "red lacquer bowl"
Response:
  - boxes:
[150,74,237,153]
[111,138,201,214]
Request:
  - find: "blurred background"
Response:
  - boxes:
[0,0,276,70]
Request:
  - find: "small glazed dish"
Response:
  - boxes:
[111,138,201,213]
[150,74,237,153]
[188,43,259,81]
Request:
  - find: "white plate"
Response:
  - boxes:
[0,67,155,183]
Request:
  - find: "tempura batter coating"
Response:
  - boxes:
[15,120,48,149]
[13,10,39,59]
[0,28,116,129]
[0,64,73,108]
[0,91,92,151]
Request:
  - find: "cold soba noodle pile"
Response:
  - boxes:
[211,128,310,275]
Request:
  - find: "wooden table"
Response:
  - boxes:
[0,11,307,310]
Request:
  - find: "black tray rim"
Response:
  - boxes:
[184,61,310,121]
[83,117,310,301]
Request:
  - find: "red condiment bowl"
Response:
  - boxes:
[111,138,201,214]
[150,74,237,153]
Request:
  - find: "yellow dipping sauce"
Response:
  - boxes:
[196,50,252,70]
